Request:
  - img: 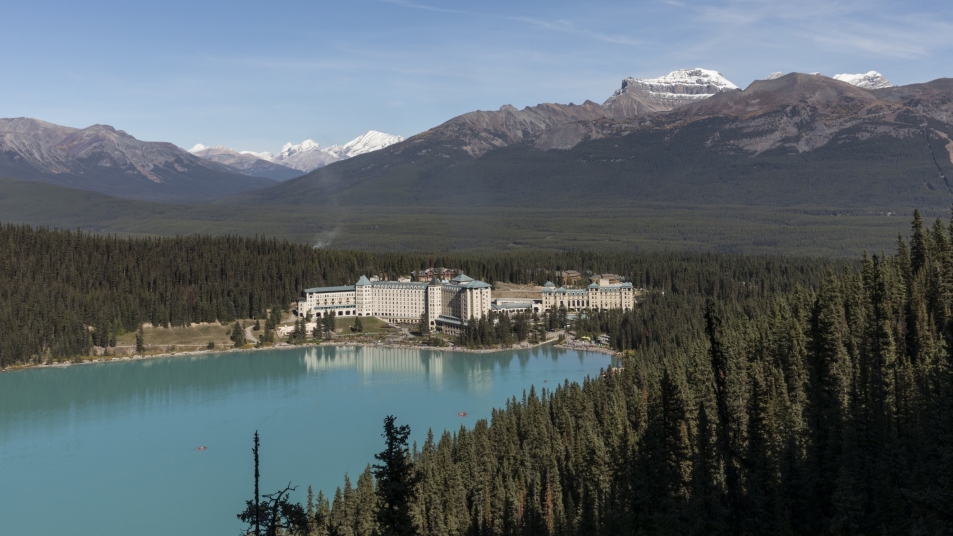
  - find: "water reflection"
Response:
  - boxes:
[305,347,443,378]
[298,345,582,394]
[0,345,613,432]
[0,344,615,536]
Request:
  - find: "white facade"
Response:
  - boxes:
[301,285,357,317]
[491,298,541,315]
[541,280,636,312]
[298,274,492,328]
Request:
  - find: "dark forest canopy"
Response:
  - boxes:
[301,210,953,535]
[0,222,846,367]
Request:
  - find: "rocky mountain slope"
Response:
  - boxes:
[402,68,739,155]
[0,118,274,201]
[224,72,953,211]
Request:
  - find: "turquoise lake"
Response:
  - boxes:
[0,345,616,536]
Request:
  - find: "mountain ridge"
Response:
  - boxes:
[0,118,274,201]
[3,68,947,209]
[220,73,953,212]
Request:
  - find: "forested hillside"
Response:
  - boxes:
[0,223,844,367]
[303,211,953,535]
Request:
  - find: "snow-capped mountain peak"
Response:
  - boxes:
[239,150,275,160]
[832,71,892,90]
[607,68,738,102]
[603,68,739,117]
[635,68,738,92]
[277,139,321,158]
[192,131,405,173]
[341,130,405,157]
[766,72,784,80]
[188,144,239,156]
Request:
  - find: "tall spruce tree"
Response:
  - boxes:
[232,321,247,347]
[135,326,145,354]
[373,416,420,536]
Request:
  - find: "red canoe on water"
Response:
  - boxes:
[197,446,208,451]
[457,412,467,417]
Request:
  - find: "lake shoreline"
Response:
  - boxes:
[1,334,619,373]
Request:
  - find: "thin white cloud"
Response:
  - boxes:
[376,0,470,16]
[377,0,645,47]
[693,0,953,59]
[506,16,645,46]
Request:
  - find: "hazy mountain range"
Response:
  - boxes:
[188,130,405,179]
[2,68,950,212]
[0,118,404,199]
[0,118,274,202]
[181,145,302,182]
[227,69,953,211]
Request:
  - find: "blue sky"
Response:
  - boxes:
[1,0,950,153]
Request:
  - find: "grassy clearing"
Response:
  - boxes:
[493,282,544,299]
[333,316,391,334]
[107,316,399,350]
[116,322,234,348]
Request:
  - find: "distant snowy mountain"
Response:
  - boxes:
[190,131,405,174]
[766,72,784,80]
[626,68,738,96]
[341,131,404,157]
[603,68,739,118]
[271,139,341,172]
[239,149,275,161]
[833,71,892,90]
[188,144,300,181]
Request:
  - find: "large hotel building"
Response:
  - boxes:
[297,272,637,332]
[297,274,492,331]
[540,277,636,312]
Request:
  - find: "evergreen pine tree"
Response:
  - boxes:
[373,416,420,536]
[135,326,145,354]
[232,321,247,347]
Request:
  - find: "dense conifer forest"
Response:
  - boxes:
[0,222,843,368]
[300,211,953,535]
